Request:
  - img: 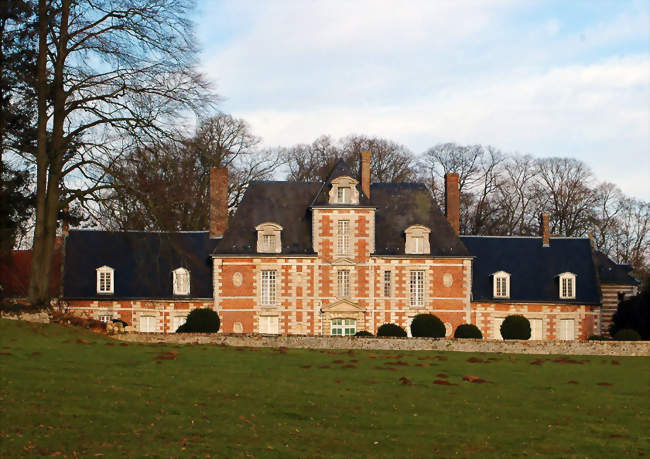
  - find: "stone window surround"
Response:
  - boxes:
[331,318,357,336]
[255,222,283,254]
[96,265,114,294]
[404,225,431,255]
[172,267,191,296]
[558,272,576,299]
[328,176,360,205]
[492,270,510,299]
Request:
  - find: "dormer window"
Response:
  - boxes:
[492,271,510,298]
[96,266,114,294]
[328,177,359,205]
[255,223,282,254]
[404,225,431,255]
[558,272,576,299]
[173,267,190,295]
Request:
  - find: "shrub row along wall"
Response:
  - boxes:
[114,333,650,356]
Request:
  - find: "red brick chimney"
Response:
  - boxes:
[444,173,460,234]
[360,151,371,199]
[209,168,228,238]
[540,213,550,247]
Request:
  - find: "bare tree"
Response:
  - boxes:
[27,0,214,305]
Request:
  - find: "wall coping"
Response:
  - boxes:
[114,333,650,356]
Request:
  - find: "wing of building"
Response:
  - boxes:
[59,154,639,339]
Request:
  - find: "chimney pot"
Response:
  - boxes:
[210,168,228,238]
[540,213,550,247]
[360,151,371,199]
[444,173,460,234]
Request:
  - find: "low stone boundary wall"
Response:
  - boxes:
[114,333,650,356]
[0,311,50,324]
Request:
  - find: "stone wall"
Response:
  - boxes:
[114,333,650,356]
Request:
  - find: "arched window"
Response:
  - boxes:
[255,222,283,253]
[492,271,510,298]
[96,266,114,294]
[173,267,190,295]
[404,225,431,254]
[558,272,576,299]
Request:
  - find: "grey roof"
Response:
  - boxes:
[63,230,218,299]
[460,236,601,305]
[593,250,639,285]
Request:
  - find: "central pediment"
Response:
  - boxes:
[330,257,356,266]
[321,299,366,313]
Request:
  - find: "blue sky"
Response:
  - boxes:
[194,0,649,199]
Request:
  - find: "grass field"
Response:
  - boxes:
[1,319,649,457]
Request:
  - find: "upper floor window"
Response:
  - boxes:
[337,269,350,298]
[173,267,190,296]
[492,271,510,298]
[409,270,425,307]
[328,176,359,205]
[558,272,576,299]
[404,225,431,255]
[337,220,350,255]
[261,270,277,305]
[96,266,114,294]
[383,271,392,297]
[255,222,282,254]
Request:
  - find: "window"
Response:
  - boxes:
[255,222,282,253]
[139,316,156,333]
[261,270,277,305]
[171,315,187,332]
[383,271,391,297]
[529,318,543,340]
[337,220,350,254]
[259,316,279,334]
[559,319,575,340]
[98,314,113,323]
[558,272,576,299]
[492,271,510,298]
[337,270,350,298]
[331,318,356,336]
[404,225,431,255]
[96,266,114,294]
[173,268,190,295]
[337,186,351,204]
[409,270,425,307]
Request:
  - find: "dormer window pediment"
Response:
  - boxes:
[557,272,576,299]
[404,225,431,254]
[328,176,360,205]
[492,271,510,298]
[255,222,283,253]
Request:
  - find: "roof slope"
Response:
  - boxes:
[460,236,601,305]
[593,250,639,285]
[215,181,321,255]
[63,230,218,299]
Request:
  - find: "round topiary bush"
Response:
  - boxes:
[410,313,446,338]
[613,329,641,341]
[500,315,531,340]
[176,308,220,333]
[354,330,373,337]
[377,323,407,337]
[454,323,483,339]
[588,334,611,341]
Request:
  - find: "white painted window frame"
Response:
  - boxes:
[96,266,114,294]
[383,270,391,298]
[172,267,190,296]
[261,270,277,306]
[404,225,431,255]
[337,186,351,204]
[331,318,356,336]
[558,272,576,299]
[409,270,425,307]
[492,271,510,298]
[337,220,350,255]
[337,269,350,298]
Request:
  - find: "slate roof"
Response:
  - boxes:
[593,250,639,285]
[63,230,218,299]
[310,158,373,206]
[214,175,469,257]
[460,236,601,305]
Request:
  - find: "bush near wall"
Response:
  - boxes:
[377,323,407,337]
[354,330,373,337]
[410,313,445,338]
[613,329,641,341]
[500,315,531,340]
[177,308,220,333]
[454,324,483,339]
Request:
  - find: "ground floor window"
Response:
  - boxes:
[259,316,279,334]
[331,318,356,336]
[559,318,575,340]
[98,314,113,323]
[139,316,156,333]
[529,318,543,340]
[171,315,187,332]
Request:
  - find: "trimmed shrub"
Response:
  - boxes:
[410,313,445,338]
[613,329,641,341]
[377,323,407,337]
[500,315,531,340]
[454,323,483,339]
[588,334,611,341]
[176,308,220,333]
[609,283,650,339]
[354,330,373,337]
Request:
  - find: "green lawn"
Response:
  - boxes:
[1,319,648,457]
